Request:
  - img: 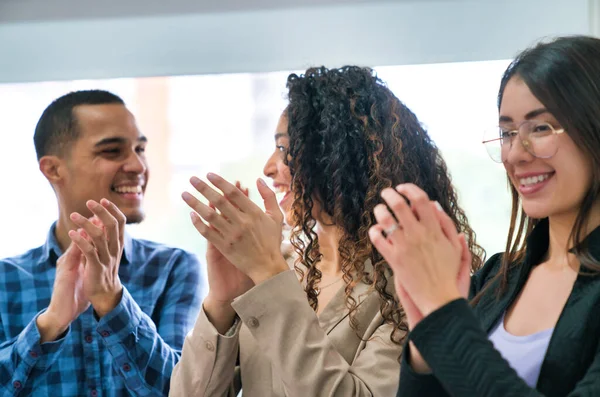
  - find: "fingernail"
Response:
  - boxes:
[181,191,191,200]
[258,178,267,186]
[434,201,443,211]
[206,173,216,180]
[87,200,98,209]
[190,176,201,185]
[100,198,110,206]
[70,213,81,221]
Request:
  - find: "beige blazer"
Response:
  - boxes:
[170,270,402,397]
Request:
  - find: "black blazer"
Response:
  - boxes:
[397,219,600,397]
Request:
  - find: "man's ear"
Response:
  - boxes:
[39,155,65,185]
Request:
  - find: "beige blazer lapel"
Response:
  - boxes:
[317,278,374,334]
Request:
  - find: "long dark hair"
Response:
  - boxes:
[475,35,600,303]
[285,66,484,344]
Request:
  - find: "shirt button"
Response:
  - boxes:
[13,381,21,389]
[247,317,259,328]
[91,389,98,397]
[123,363,131,372]
[29,350,38,358]
[205,341,215,351]
[85,335,93,343]
[100,331,110,337]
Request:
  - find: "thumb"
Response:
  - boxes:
[457,233,472,299]
[59,241,83,269]
[458,233,472,270]
[257,178,283,223]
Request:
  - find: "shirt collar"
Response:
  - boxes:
[40,222,62,264]
[41,222,133,266]
[122,232,132,265]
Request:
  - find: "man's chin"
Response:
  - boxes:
[125,211,145,225]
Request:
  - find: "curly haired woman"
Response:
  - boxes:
[170,66,484,397]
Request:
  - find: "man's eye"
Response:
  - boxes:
[102,149,120,155]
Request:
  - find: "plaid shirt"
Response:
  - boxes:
[0,224,203,396]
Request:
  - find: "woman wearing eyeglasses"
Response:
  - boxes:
[370,35,600,396]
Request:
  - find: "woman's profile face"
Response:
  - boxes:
[263,114,294,225]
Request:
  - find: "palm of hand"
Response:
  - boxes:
[404,236,461,308]
[187,177,287,294]
[80,220,122,305]
[219,213,283,276]
[52,253,90,325]
[81,255,102,302]
[72,259,91,315]
[396,233,471,330]
[206,241,254,302]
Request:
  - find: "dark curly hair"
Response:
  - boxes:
[285,66,485,345]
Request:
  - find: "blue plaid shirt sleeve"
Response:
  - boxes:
[0,308,69,394]
[96,250,202,396]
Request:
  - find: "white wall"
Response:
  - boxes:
[0,0,592,83]
[0,0,378,22]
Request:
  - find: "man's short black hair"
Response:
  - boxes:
[33,89,125,160]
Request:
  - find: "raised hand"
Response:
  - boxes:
[37,242,89,343]
[369,183,463,318]
[184,181,256,333]
[182,173,288,285]
[202,182,255,302]
[68,199,125,318]
[369,184,469,374]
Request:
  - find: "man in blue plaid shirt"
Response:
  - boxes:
[0,90,203,396]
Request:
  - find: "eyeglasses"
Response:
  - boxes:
[482,120,565,163]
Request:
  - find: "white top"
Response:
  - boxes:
[488,312,554,388]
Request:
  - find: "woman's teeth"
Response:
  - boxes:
[519,174,550,186]
[275,185,289,194]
